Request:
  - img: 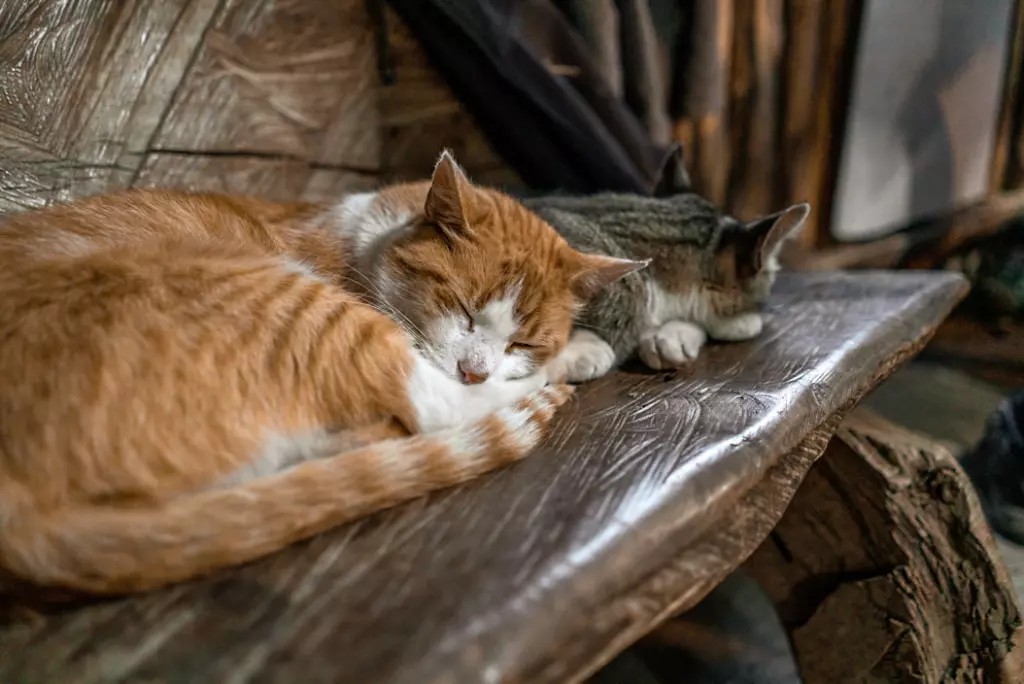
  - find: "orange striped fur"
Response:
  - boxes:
[0,152,644,596]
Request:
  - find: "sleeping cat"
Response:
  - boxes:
[527,191,809,382]
[0,152,645,596]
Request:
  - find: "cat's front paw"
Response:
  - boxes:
[548,329,616,383]
[706,312,763,341]
[638,320,706,370]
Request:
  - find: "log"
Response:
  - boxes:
[744,408,1021,684]
[899,188,1024,269]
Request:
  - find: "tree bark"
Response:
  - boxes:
[745,408,1021,683]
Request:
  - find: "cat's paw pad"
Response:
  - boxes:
[549,331,616,383]
[707,313,763,341]
[638,321,706,370]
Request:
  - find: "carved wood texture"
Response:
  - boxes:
[0,0,515,215]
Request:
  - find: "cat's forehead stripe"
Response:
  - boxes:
[477,287,521,338]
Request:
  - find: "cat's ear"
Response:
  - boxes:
[571,253,650,299]
[743,202,810,271]
[424,150,471,238]
[654,143,692,196]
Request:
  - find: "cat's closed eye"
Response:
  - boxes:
[704,283,733,294]
[506,341,536,353]
[455,297,475,331]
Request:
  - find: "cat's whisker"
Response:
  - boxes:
[333,271,429,340]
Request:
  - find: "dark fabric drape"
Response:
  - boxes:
[385,0,681,195]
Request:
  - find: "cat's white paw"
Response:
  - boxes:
[638,320,706,370]
[548,329,616,383]
[706,312,763,342]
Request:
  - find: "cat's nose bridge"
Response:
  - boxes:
[457,339,499,383]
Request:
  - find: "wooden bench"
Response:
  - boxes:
[1,270,1018,684]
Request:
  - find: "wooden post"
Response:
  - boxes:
[777,0,862,247]
[675,0,733,206]
[727,0,783,220]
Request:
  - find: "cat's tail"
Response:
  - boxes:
[0,385,573,596]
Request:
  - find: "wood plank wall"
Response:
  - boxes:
[0,0,518,216]
[674,0,862,248]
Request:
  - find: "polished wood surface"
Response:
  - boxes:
[0,271,967,684]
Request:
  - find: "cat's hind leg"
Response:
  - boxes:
[638,320,707,370]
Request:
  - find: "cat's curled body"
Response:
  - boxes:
[527,191,810,382]
[0,153,643,596]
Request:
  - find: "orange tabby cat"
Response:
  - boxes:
[0,152,645,596]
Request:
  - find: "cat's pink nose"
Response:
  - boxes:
[458,361,489,385]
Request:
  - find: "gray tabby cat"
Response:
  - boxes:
[526,191,809,382]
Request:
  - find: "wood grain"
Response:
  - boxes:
[727,0,783,219]
[134,152,378,200]
[151,0,378,168]
[779,0,862,246]
[675,0,733,206]
[0,0,517,216]
[0,0,222,213]
[777,0,823,245]
[535,412,846,684]
[746,408,1021,683]
[377,7,518,186]
[0,271,968,684]
[672,0,861,242]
